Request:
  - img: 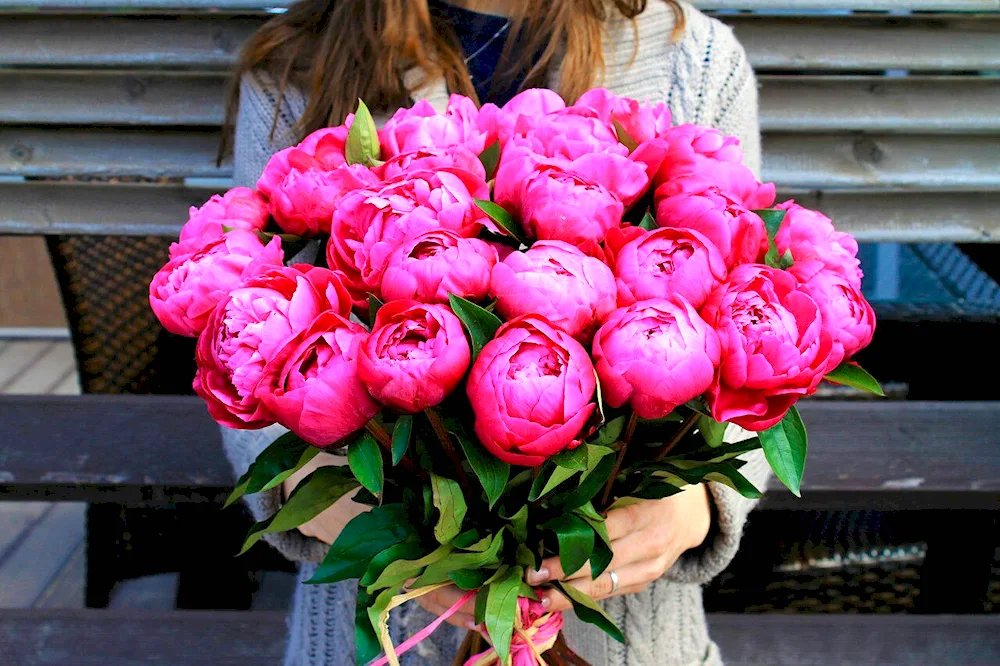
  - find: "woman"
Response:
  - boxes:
[222,1,770,664]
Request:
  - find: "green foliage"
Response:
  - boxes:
[478,141,501,180]
[413,531,505,587]
[825,361,885,396]
[639,211,657,232]
[391,415,413,466]
[359,541,425,588]
[354,587,381,666]
[347,432,384,495]
[307,505,415,584]
[697,416,728,448]
[558,453,616,510]
[448,293,503,361]
[553,581,625,643]
[345,99,380,166]
[755,208,788,269]
[485,566,523,665]
[474,199,525,245]
[759,406,808,497]
[367,544,453,593]
[543,514,594,577]
[225,431,317,508]
[239,466,359,555]
[367,293,384,328]
[431,473,468,544]
[456,431,509,508]
[592,416,627,448]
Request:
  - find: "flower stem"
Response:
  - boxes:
[652,413,701,462]
[365,419,393,452]
[424,408,475,495]
[599,410,640,510]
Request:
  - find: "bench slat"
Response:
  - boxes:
[1,15,998,71]
[7,73,1000,136]
[0,609,996,665]
[0,395,996,508]
[3,182,998,243]
[5,128,998,190]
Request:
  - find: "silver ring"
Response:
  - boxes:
[608,569,620,594]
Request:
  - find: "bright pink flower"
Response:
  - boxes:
[359,301,471,413]
[192,264,353,431]
[467,315,597,466]
[173,187,269,257]
[801,270,876,359]
[490,241,617,342]
[379,96,492,157]
[632,124,744,186]
[150,230,283,338]
[702,264,840,431]
[378,146,486,181]
[573,88,672,144]
[381,229,498,304]
[477,89,567,148]
[266,164,380,237]
[607,226,727,310]
[655,163,774,269]
[327,167,489,302]
[593,298,721,420]
[257,125,352,197]
[773,201,863,288]
[258,311,379,447]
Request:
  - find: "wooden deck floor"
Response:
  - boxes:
[0,338,85,610]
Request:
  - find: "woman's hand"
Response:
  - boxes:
[527,484,713,610]
[282,451,368,545]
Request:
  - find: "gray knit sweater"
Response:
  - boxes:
[223,3,769,664]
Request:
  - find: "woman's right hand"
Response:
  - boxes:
[282,450,369,544]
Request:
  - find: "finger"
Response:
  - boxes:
[539,582,649,613]
[534,526,665,585]
[604,501,652,542]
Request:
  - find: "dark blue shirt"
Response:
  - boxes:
[430,1,524,106]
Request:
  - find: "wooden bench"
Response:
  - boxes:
[1,0,999,663]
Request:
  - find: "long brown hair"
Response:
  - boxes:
[221,0,684,152]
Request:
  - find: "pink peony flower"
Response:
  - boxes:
[150,230,283,338]
[801,270,875,360]
[327,167,489,301]
[258,311,380,447]
[172,187,270,257]
[379,95,492,158]
[632,124,744,186]
[573,88,672,144]
[490,241,617,342]
[467,315,597,466]
[358,301,471,413]
[378,146,486,181]
[476,89,568,149]
[381,229,498,304]
[192,264,353,430]
[702,264,841,431]
[772,201,863,288]
[607,226,728,310]
[257,121,381,236]
[593,298,721,420]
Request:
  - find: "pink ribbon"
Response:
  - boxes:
[368,589,476,666]
[464,598,564,666]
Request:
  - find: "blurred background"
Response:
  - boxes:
[0,1,998,664]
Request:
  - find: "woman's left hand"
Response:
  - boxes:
[526,483,713,610]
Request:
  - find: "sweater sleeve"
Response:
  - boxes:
[664,12,772,585]
[222,72,327,563]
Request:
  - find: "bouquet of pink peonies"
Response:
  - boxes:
[150,88,881,666]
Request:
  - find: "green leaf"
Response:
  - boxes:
[478,140,501,180]
[359,540,425,588]
[391,415,413,466]
[558,453,617,510]
[779,249,795,269]
[448,293,503,361]
[683,437,761,464]
[759,406,808,497]
[534,465,579,500]
[576,505,614,577]
[697,416,728,449]
[454,529,484,550]
[307,505,414,584]
[355,587,381,666]
[367,543,453,592]
[449,568,494,590]
[612,119,639,153]
[412,532,505,588]
[551,444,589,471]
[431,473,468,544]
[592,416,627,448]
[368,293,384,329]
[543,514,595,577]
[504,504,529,543]
[225,431,316,508]
[456,432,509,509]
[475,586,490,626]
[475,199,525,245]
[554,581,624,643]
[239,466,359,555]
[583,445,616,478]
[825,361,885,396]
[486,566,523,666]
[754,208,787,269]
[348,432,384,496]
[705,464,763,500]
[639,210,657,232]
[345,99,380,166]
